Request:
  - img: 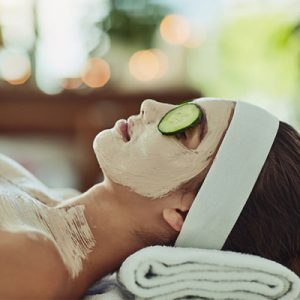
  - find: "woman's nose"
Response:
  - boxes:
[140,99,175,124]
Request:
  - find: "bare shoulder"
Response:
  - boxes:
[0,228,61,260]
[0,229,70,299]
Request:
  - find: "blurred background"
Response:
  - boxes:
[0,0,299,192]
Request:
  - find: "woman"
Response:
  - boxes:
[0,98,298,299]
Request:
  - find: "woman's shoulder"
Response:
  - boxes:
[0,153,64,205]
[0,153,38,182]
[0,229,70,298]
[0,228,62,260]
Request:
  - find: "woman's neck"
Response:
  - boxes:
[55,181,161,297]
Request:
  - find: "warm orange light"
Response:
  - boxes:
[62,78,83,89]
[0,51,31,85]
[81,58,110,88]
[160,14,191,45]
[129,49,168,82]
[6,71,31,85]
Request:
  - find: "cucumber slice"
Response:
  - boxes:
[158,103,202,135]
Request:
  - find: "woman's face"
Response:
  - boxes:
[93,98,235,198]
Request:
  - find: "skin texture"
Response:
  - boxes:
[0,181,196,299]
[0,98,235,299]
[93,98,235,198]
[0,176,95,279]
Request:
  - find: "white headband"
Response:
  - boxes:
[175,100,279,249]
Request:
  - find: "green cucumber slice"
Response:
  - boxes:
[158,103,202,135]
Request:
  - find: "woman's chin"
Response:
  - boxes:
[92,129,123,173]
[93,129,114,151]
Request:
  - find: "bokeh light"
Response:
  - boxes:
[0,50,31,85]
[61,78,83,90]
[80,57,111,88]
[129,49,168,82]
[184,27,206,48]
[160,14,191,45]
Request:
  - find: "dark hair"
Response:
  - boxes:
[221,121,300,275]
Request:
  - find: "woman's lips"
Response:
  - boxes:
[115,119,130,142]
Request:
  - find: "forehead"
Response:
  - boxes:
[191,98,235,113]
[192,98,233,105]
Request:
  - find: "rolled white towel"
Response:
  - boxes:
[84,273,134,300]
[117,245,300,300]
[83,289,126,300]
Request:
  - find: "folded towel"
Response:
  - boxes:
[117,245,300,300]
[83,289,126,300]
[84,273,134,300]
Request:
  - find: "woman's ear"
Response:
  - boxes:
[162,191,195,232]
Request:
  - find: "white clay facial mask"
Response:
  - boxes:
[93,98,235,198]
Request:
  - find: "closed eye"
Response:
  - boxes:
[173,114,207,149]
[175,131,187,140]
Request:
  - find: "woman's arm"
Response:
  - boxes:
[0,230,71,299]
